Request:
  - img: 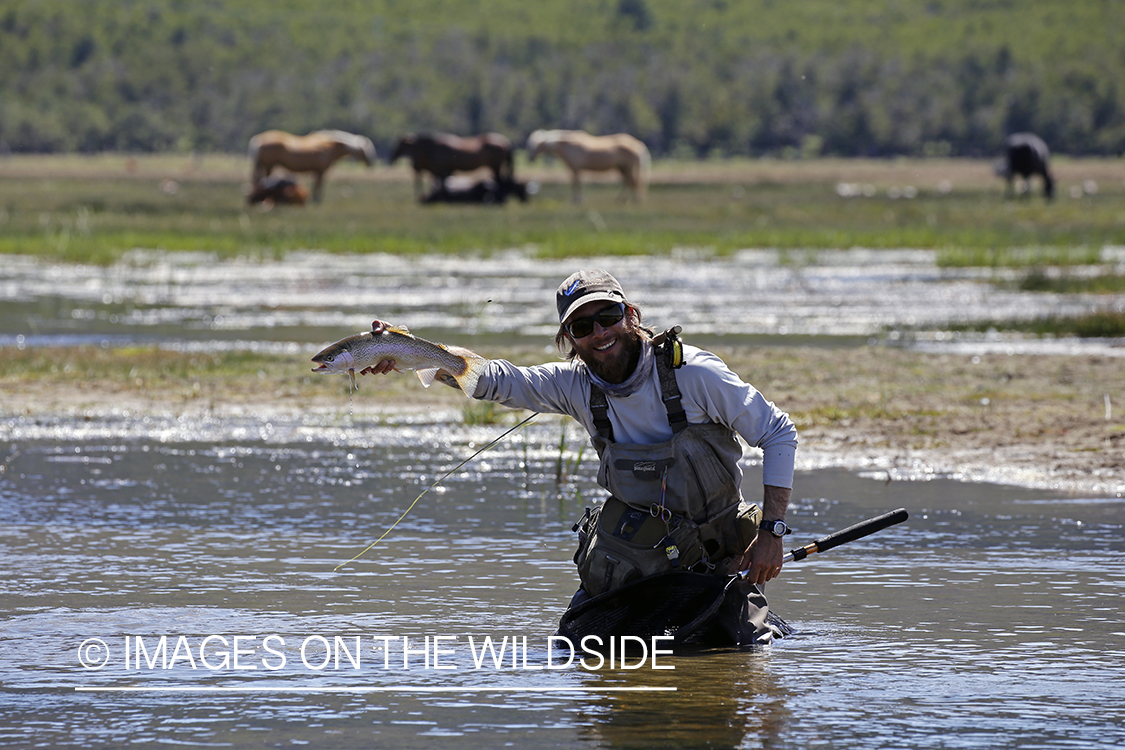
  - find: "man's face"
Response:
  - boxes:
[564,301,642,384]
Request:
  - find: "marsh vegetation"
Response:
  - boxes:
[2,154,1124,264]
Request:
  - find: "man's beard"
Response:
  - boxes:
[582,324,644,384]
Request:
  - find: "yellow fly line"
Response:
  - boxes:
[333,412,541,571]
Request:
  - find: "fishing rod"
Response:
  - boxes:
[333,412,541,572]
[736,507,909,580]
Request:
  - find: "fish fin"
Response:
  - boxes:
[415,368,439,388]
[385,324,412,336]
[449,355,489,399]
[348,369,358,391]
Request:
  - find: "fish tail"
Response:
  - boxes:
[414,354,487,397]
[450,354,488,398]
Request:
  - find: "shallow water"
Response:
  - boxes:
[2,249,1123,355]
[2,250,1123,747]
[1,421,1122,749]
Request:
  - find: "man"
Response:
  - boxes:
[364,270,798,643]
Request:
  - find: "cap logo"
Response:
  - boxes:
[564,280,582,296]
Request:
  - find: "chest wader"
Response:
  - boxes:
[572,328,762,598]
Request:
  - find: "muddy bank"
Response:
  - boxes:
[1,345,1122,496]
[747,346,1125,496]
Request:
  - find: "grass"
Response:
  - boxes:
[1016,268,1125,294]
[944,311,1125,338]
[2,154,1124,265]
[4,344,1121,472]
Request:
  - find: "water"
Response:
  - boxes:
[1,420,1122,749]
[2,248,1124,354]
[2,250,1123,746]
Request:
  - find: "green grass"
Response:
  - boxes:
[1016,268,1125,294]
[2,156,1125,265]
[943,311,1125,338]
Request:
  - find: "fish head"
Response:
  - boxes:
[311,343,356,373]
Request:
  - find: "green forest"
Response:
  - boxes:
[2,0,1124,158]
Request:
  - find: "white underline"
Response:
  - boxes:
[75,685,676,694]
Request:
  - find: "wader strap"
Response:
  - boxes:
[590,385,614,441]
[657,346,688,434]
[656,329,688,434]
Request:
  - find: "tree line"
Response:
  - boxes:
[2,0,1123,159]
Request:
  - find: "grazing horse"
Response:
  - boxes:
[995,132,1054,200]
[526,129,650,203]
[248,129,375,202]
[390,132,515,200]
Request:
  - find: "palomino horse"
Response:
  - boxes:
[390,133,515,200]
[994,132,1054,201]
[526,130,650,203]
[248,130,375,202]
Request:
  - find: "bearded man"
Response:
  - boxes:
[364,270,798,644]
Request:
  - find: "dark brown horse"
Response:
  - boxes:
[390,132,515,200]
[247,176,309,207]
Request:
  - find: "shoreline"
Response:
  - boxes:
[1,345,1121,497]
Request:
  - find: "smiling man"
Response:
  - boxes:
[365,269,798,644]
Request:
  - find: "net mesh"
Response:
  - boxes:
[557,571,791,648]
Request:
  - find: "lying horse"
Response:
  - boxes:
[422,176,531,205]
[995,132,1054,200]
[247,176,309,207]
[248,129,375,202]
[526,129,650,203]
[390,133,515,200]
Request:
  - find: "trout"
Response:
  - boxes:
[311,325,488,396]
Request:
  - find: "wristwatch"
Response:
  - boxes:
[760,519,791,538]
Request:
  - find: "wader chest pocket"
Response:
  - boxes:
[609,504,667,547]
[613,457,675,481]
[575,497,705,597]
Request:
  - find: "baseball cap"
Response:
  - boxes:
[556,270,629,324]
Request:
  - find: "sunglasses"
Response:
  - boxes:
[565,302,627,339]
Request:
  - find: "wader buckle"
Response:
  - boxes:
[650,465,672,523]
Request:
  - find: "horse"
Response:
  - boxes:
[421,176,531,205]
[390,132,515,200]
[994,132,1054,201]
[247,176,309,207]
[526,129,650,203]
[248,129,375,202]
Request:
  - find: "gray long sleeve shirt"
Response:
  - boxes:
[473,343,798,490]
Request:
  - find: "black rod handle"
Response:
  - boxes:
[784,507,909,562]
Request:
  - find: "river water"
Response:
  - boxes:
[0,418,1122,749]
[1,250,1123,748]
[2,248,1124,353]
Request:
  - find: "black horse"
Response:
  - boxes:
[422,177,531,205]
[995,132,1055,200]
